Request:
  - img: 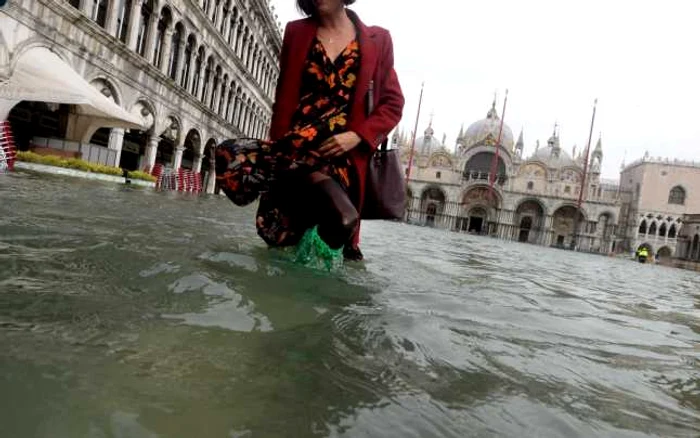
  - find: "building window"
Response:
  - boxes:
[527,181,534,190]
[436,171,441,179]
[668,224,677,239]
[69,0,80,8]
[564,186,571,194]
[659,223,667,237]
[668,186,686,205]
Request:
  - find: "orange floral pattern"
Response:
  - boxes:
[215,37,360,247]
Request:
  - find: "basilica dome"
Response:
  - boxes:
[461,102,515,150]
[414,124,443,156]
[527,133,579,168]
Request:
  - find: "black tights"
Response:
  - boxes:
[298,172,359,250]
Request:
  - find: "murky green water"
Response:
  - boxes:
[1,171,699,438]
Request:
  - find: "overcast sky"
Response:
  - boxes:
[269,0,700,179]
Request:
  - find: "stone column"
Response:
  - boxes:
[205,156,217,194]
[106,0,121,36]
[108,128,125,167]
[196,63,206,101]
[144,12,160,64]
[193,154,203,173]
[174,40,186,83]
[80,0,91,15]
[185,52,197,91]
[221,12,230,41]
[126,0,144,51]
[172,146,184,170]
[144,135,159,171]
[233,98,241,127]
[159,28,174,75]
[218,84,227,116]
[204,79,215,108]
[212,81,222,114]
[215,1,225,32]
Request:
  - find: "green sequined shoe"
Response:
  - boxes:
[294,226,344,271]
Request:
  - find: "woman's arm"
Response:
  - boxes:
[354,31,405,152]
[269,23,293,141]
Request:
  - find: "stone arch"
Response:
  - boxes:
[9,39,73,74]
[668,223,678,239]
[551,204,587,248]
[648,221,658,236]
[657,246,672,259]
[129,98,157,132]
[181,128,201,170]
[86,77,126,147]
[88,76,124,106]
[458,185,501,234]
[428,151,453,169]
[463,150,508,186]
[639,219,648,235]
[658,222,668,238]
[161,115,182,143]
[420,185,447,227]
[515,198,546,243]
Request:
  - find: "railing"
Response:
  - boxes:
[462,170,507,186]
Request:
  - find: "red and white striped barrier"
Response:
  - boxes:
[0,121,17,172]
[150,163,203,193]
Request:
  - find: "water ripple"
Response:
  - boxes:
[1,171,699,437]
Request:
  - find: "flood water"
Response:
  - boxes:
[1,171,699,438]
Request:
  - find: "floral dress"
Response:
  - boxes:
[215,37,361,247]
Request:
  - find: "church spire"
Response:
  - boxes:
[514,129,524,153]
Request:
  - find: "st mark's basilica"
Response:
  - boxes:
[400,101,622,254]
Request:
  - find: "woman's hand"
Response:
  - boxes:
[318,132,362,158]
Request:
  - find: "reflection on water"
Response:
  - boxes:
[1,171,699,438]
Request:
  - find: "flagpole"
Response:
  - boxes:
[573,98,598,250]
[405,82,424,185]
[488,89,509,202]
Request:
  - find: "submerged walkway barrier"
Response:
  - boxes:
[0,121,17,172]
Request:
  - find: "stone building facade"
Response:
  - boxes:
[618,156,700,258]
[1,0,281,192]
[401,102,623,254]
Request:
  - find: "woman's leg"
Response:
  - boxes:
[305,172,359,250]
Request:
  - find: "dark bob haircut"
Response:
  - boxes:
[296,0,356,16]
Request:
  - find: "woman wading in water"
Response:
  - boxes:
[215,0,404,261]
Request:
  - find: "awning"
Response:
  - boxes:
[0,47,146,130]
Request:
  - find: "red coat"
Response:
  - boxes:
[269,9,405,243]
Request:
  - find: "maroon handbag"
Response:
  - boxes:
[362,80,406,220]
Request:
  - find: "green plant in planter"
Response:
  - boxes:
[17,151,156,182]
